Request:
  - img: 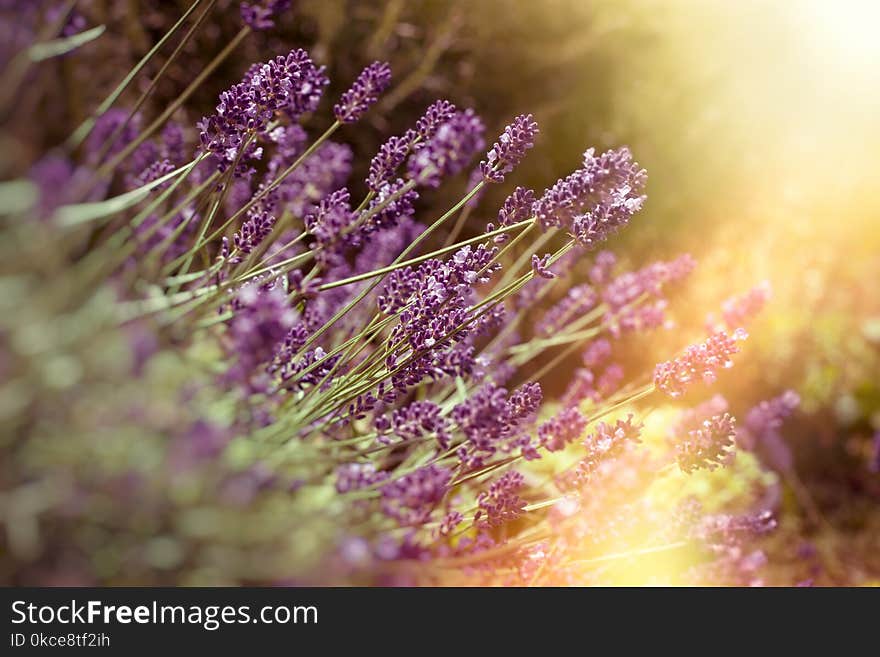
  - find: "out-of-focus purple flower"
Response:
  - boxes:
[225,283,297,386]
[335,462,389,493]
[589,250,617,286]
[407,109,486,188]
[277,141,352,218]
[536,283,597,337]
[538,407,588,452]
[334,61,392,124]
[86,109,140,165]
[380,464,451,526]
[533,147,646,249]
[475,471,526,528]
[738,390,800,471]
[480,113,539,183]
[744,390,800,443]
[676,412,737,474]
[356,178,419,241]
[29,154,75,217]
[582,339,612,368]
[654,329,747,398]
[870,431,880,473]
[380,400,452,450]
[240,0,292,30]
[706,281,772,333]
[602,254,695,336]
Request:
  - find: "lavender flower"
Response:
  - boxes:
[380,465,451,526]
[536,283,598,337]
[240,0,292,30]
[226,283,297,386]
[334,61,392,124]
[407,109,486,188]
[480,113,539,183]
[367,135,410,192]
[654,329,748,397]
[487,186,535,243]
[453,382,542,466]
[582,339,612,368]
[335,462,388,493]
[706,281,772,332]
[383,400,452,450]
[408,99,457,149]
[199,50,327,174]
[531,254,556,279]
[538,407,588,452]
[475,471,527,527]
[577,414,643,478]
[533,147,647,248]
[676,413,737,474]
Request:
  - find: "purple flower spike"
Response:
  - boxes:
[653,329,747,398]
[240,0,292,30]
[334,61,392,124]
[367,135,410,192]
[677,412,737,474]
[533,146,647,248]
[475,471,526,528]
[407,109,486,188]
[380,464,451,526]
[481,113,539,183]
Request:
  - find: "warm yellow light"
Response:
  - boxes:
[803,0,880,64]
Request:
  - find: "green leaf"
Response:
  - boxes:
[28,25,106,62]
[53,159,198,228]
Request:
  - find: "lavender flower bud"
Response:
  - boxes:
[480,113,539,183]
[333,61,392,124]
[240,0,292,30]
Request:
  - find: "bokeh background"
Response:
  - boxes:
[2,0,878,584]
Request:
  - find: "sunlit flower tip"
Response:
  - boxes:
[706,280,772,332]
[653,329,747,397]
[578,414,643,476]
[531,254,556,279]
[333,61,392,124]
[676,412,737,474]
[480,113,539,183]
[240,0,293,30]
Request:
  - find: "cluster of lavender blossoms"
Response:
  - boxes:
[2,2,799,586]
